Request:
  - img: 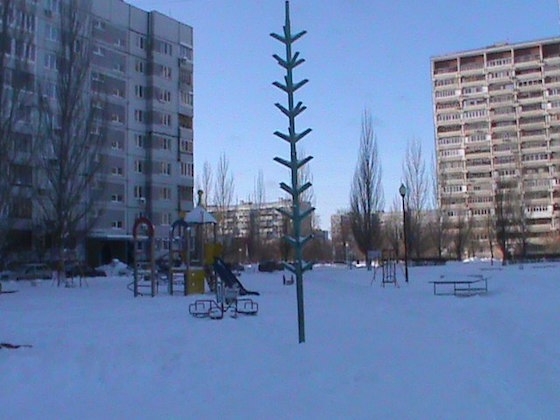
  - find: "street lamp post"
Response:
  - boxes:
[399,183,409,283]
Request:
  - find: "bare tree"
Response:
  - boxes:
[494,179,522,265]
[0,0,37,260]
[213,152,235,249]
[36,0,106,274]
[382,197,402,258]
[485,212,496,264]
[246,169,265,262]
[349,110,384,269]
[402,138,429,259]
[428,157,449,259]
[196,160,213,207]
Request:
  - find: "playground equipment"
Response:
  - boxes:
[130,217,157,297]
[168,218,190,296]
[371,249,399,288]
[183,191,218,295]
[189,257,259,319]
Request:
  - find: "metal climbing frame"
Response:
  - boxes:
[168,219,189,296]
[372,249,399,287]
[131,217,157,297]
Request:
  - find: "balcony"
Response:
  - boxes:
[515,68,542,80]
[514,54,541,67]
[519,118,546,130]
[543,63,560,75]
[518,104,545,116]
[459,63,484,75]
[517,92,544,104]
[487,57,513,69]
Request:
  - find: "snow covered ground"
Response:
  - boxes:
[1,260,559,419]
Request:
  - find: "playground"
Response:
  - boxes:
[1,260,559,418]
[124,199,260,319]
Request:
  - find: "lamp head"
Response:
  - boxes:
[399,183,406,198]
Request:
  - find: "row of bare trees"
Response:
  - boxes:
[345,108,552,266]
[1,0,106,270]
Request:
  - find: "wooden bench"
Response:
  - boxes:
[430,275,488,296]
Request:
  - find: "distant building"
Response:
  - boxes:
[330,212,359,262]
[208,198,313,241]
[432,37,560,254]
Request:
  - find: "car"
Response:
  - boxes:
[15,263,52,281]
[258,261,284,272]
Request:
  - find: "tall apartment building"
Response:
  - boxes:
[432,37,560,254]
[3,0,194,264]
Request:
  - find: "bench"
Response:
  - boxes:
[430,275,488,296]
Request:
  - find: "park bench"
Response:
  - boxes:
[430,275,488,296]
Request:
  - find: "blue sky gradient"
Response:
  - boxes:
[129,0,560,230]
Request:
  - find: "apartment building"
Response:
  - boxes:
[3,0,194,264]
[208,198,313,241]
[432,37,560,254]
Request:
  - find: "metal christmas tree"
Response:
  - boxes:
[271,1,314,343]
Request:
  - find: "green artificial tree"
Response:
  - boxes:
[271,1,314,343]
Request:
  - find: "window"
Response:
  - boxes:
[111,167,123,176]
[44,52,57,70]
[134,109,143,122]
[159,65,172,79]
[159,89,171,103]
[161,137,171,150]
[134,85,144,98]
[180,44,192,60]
[181,162,194,177]
[160,162,171,175]
[180,90,193,106]
[134,160,144,173]
[112,87,124,98]
[134,186,144,199]
[111,220,123,229]
[161,187,171,200]
[93,20,105,30]
[111,113,123,124]
[158,41,172,56]
[111,194,123,203]
[160,113,171,126]
[161,213,171,225]
[93,45,104,56]
[45,24,59,41]
[137,35,146,50]
[180,139,193,154]
[134,134,145,149]
[111,140,122,150]
[135,60,144,73]
[15,41,35,61]
[135,134,145,148]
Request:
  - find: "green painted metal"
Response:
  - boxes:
[271,1,314,344]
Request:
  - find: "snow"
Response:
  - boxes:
[1,260,559,418]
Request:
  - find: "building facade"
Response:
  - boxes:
[2,0,194,264]
[208,198,313,241]
[432,37,560,254]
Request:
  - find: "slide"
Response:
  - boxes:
[213,258,260,296]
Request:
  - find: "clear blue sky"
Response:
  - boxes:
[129,0,560,230]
